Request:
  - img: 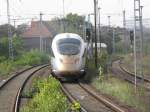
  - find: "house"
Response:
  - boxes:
[21,21,53,53]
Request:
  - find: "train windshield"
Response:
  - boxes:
[57,38,81,55]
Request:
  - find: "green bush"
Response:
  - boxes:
[0,60,15,76]
[0,49,49,76]
[144,43,150,55]
[115,42,124,54]
[0,36,23,58]
[0,56,7,62]
[21,76,68,112]
[71,101,81,111]
[99,52,108,67]
[15,49,49,66]
[0,36,49,76]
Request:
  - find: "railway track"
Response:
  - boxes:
[60,81,126,112]
[119,60,150,83]
[112,60,150,90]
[0,64,48,112]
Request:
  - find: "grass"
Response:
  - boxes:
[0,60,15,76]
[0,60,30,77]
[122,54,150,76]
[0,49,49,77]
[92,75,149,112]
[142,55,150,75]
[21,76,69,112]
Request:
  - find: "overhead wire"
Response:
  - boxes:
[65,0,73,13]
[142,1,150,7]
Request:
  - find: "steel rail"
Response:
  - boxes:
[0,64,49,112]
[112,60,150,90]
[13,64,49,112]
[0,66,35,89]
[119,60,150,83]
[60,81,126,112]
[79,83,126,112]
[60,83,88,112]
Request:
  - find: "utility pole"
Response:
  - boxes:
[112,28,115,54]
[12,19,16,28]
[87,14,91,41]
[83,16,86,40]
[133,0,143,92]
[7,0,14,59]
[123,10,127,54]
[44,39,47,53]
[94,0,98,68]
[87,14,91,43]
[62,0,65,32]
[88,14,94,57]
[98,7,101,53]
[39,12,43,52]
[108,16,111,31]
[140,6,144,84]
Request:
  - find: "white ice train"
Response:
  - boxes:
[51,33,86,79]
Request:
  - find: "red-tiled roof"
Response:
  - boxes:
[22,21,52,38]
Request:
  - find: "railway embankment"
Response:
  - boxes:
[0,49,49,82]
[84,58,149,112]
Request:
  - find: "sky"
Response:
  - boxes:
[0,0,150,27]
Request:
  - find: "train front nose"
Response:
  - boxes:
[51,56,85,77]
[57,56,81,71]
[51,35,85,78]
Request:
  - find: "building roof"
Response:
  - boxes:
[21,21,52,38]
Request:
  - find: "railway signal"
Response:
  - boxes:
[86,28,91,41]
[130,30,134,45]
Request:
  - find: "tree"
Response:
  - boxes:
[44,13,87,38]
[16,24,28,36]
[100,30,113,54]
[66,13,85,25]
[100,26,122,54]
[0,24,16,38]
[0,36,23,58]
[65,13,85,36]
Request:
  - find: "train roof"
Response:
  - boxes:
[53,33,83,41]
[85,42,107,48]
[93,43,107,48]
